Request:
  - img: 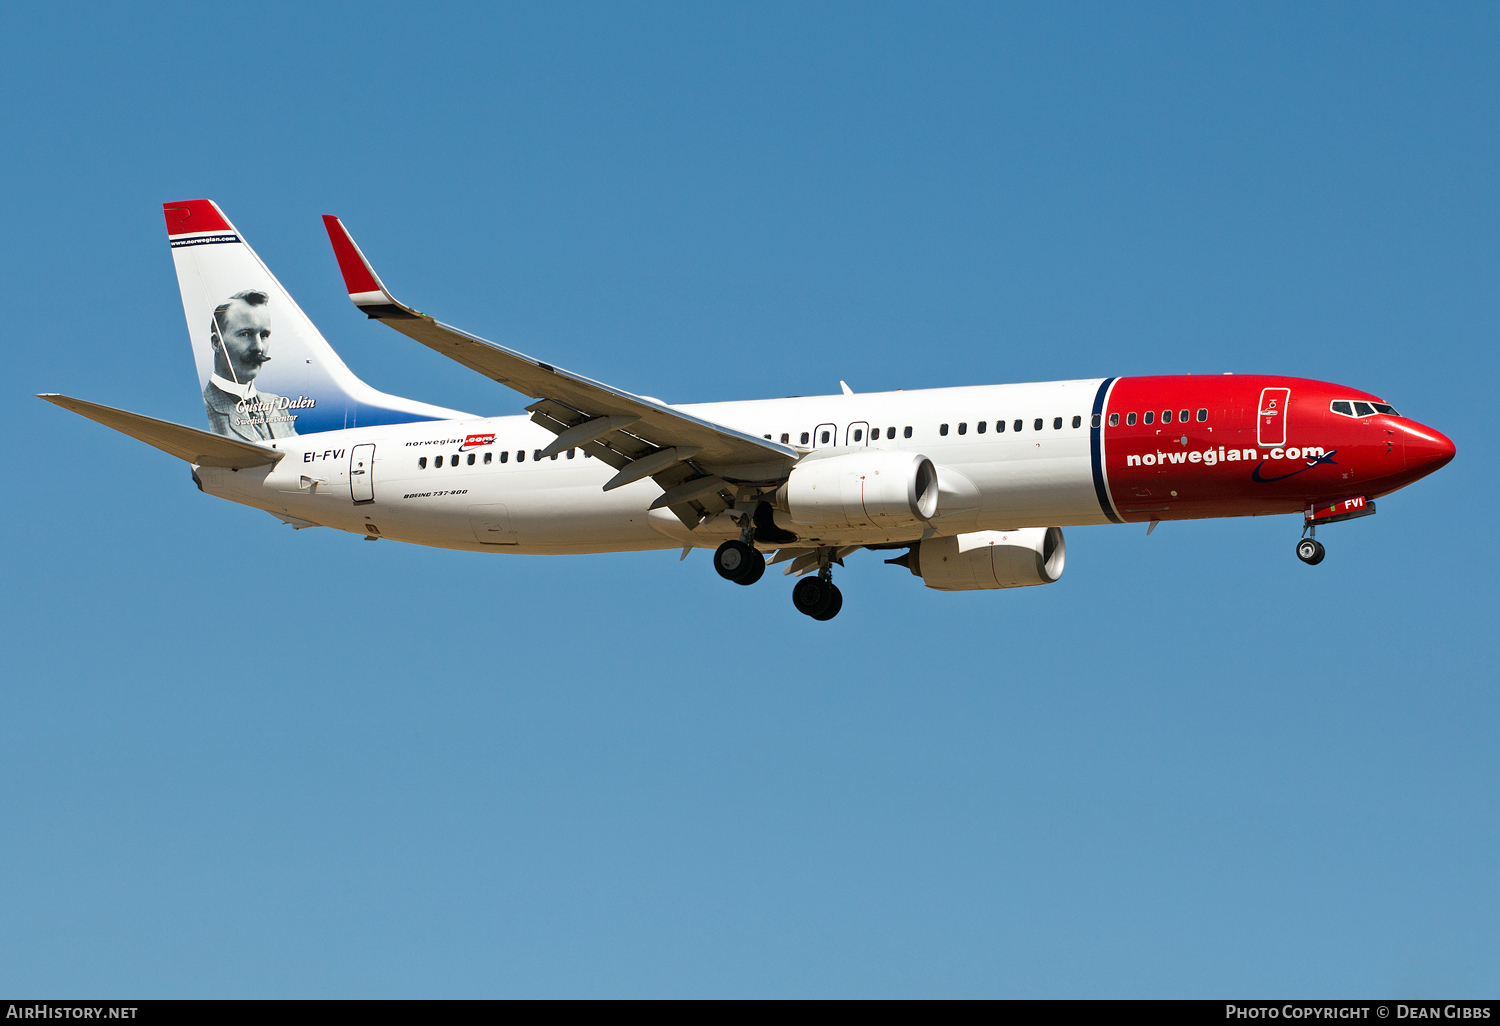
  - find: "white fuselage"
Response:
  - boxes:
[198,379,1111,553]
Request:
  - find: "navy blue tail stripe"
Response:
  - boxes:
[1090,377,1124,523]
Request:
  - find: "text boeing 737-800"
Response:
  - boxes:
[38,200,1456,620]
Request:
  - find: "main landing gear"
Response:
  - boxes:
[713,539,766,585]
[790,546,842,621]
[712,506,843,620]
[792,575,843,621]
[714,507,767,585]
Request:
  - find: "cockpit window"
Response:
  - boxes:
[1331,399,1400,418]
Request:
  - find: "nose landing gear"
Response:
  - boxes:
[1296,497,1376,565]
[1295,537,1325,565]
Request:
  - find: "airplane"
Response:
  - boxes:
[38,200,1456,621]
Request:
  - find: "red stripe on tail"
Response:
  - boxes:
[163,200,231,236]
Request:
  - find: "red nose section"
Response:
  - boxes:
[1404,423,1456,477]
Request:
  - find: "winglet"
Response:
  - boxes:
[321,215,418,319]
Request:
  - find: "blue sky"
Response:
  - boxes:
[1,2,1496,997]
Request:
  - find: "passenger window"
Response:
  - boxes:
[500,451,509,463]
[781,433,790,443]
[435,455,444,468]
[820,430,830,444]
[853,428,863,441]
[887,427,895,439]
[1331,401,1353,415]
[1109,413,1119,426]
[1353,401,1375,416]
[1162,410,1172,424]
[903,426,913,438]
[484,452,492,464]
[517,450,525,462]
[996,420,1005,432]
[1144,411,1155,425]
[764,434,771,440]
[1180,409,1189,423]
[418,457,427,469]
[957,422,967,435]
[976,421,986,434]
[467,453,476,465]
[453,454,460,465]
[1013,419,1023,432]
[940,423,949,436]
[567,449,575,459]
[1196,408,1207,422]
[1053,417,1062,430]
[1126,413,1136,426]
[1074,415,1083,428]
[550,452,559,460]
[800,432,810,445]
[1033,418,1043,431]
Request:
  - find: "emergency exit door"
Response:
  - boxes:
[350,443,375,503]
[1257,388,1290,447]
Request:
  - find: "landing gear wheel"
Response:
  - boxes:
[1296,538,1325,565]
[810,583,843,620]
[792,576,835,618]
[714,540,759,583]
[737,548,766,585]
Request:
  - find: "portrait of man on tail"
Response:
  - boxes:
[203,289,300,441]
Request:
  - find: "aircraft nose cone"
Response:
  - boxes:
[1404,423,1456,475]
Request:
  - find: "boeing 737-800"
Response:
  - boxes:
[39,200,1456,620]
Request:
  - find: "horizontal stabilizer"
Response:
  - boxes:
[37,394,286,469]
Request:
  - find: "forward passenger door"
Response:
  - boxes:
[1258,388,1290,447]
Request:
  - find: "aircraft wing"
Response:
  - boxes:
[37,394,286,469]
[323,216,798,525]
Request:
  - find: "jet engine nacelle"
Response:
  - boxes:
[901,528,1066,591]
[776,449,939,531]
